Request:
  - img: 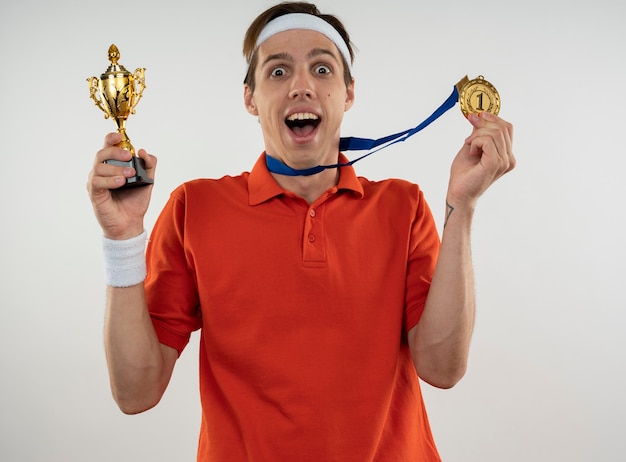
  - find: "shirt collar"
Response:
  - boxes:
[248,152,364,206]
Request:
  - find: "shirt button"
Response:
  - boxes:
[308,234,316,242]
[309,209,316,218]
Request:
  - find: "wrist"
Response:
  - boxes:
[103,224,145,241]
[443,199,474,230]
[102,230,147,287]
[445,190,477,210]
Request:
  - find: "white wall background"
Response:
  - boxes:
[1,0,624,460]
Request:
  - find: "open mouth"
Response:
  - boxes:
[285,112,321,137]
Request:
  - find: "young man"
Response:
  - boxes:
[87,2,515,460]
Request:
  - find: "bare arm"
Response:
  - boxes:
[409,203,476,389]
[104,285,178,414]
[87,133,176,413]
[409,112,515,388]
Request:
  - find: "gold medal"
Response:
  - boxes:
[456,75,500,117]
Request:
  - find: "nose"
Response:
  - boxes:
[289,88,313,99]
[289,68,315,99]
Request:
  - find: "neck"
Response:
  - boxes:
[271,167,339,204]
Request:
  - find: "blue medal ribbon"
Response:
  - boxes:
[266,85,460,176]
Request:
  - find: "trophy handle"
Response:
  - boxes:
[129,68,146,115]
[87,76,112,119]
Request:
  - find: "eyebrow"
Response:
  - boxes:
[262,52,293,68]
[261,47,340,68]
[307,47,339,62]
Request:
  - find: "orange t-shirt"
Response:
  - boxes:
[145,153,442,461]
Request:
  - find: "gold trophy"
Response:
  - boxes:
[87,44,152,188]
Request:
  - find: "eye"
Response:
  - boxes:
[270,67,287,78]
[315,64,332,75]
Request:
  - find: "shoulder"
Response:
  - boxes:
[159,173,253,224]
[343,177,433,230]
[171,172,251,201]
[358,176,425,205]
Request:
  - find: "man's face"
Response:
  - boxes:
[244,29,355,170]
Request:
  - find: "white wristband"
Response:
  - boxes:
[102,231,148,287]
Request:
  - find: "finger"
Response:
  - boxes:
[94,147,133,166]
[466,129,505,160]
[465,113,512,159]
[487,116,515,173]
[481,113,514,164]
[90,160,137,189]
[479,113,514,152]
[98,132,140,164]
[135,149,157,183]
[137,148,157,171]
[87,170,127,200]
[469,135,514,178]
[466,112,511,138]
[103,132,123,147]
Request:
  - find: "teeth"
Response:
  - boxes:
[286,113,319,122]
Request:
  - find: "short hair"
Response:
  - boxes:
[243,2,355,92]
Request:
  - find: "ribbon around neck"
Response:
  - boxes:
[265,85,460,176]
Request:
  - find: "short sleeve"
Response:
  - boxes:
[404,189,440,333]
[145,186,202,355]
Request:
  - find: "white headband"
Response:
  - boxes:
[255,13,352,71]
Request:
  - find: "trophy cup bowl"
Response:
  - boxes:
[87,44,152,188]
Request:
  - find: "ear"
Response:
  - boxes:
[244,85,258,116]
[344,78,355,112]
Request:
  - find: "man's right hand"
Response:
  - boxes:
[87,132,157,240]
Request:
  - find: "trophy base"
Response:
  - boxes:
[105,156,154,188]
